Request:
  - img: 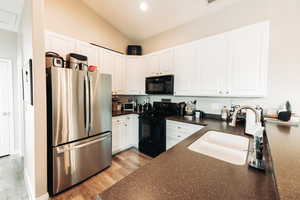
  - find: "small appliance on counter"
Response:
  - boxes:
[194,110,205,120]
[112,97,122,112]
[185,100,197,116]
[278,101,292,121]
[112,96,137,113]
[123,102,135,112]
[177,102,186,116]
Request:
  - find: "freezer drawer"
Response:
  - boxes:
[52,132,112,195]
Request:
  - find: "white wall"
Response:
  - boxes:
[44,0,132,53]
[18,0,36,197]
[266,0,300,115]
[19,0,48,199]
[140,0,268,54]
[0,29,20,154]
[138,0,300,114]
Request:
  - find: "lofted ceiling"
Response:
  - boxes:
[82,0,243,41]
[0,0,24,32]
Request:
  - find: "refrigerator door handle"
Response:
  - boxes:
[88,76,93,133]
[56,132,112,154]
[84,75,90,132]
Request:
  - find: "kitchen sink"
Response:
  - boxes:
[188,131,249,165]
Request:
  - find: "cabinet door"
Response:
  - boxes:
[174,43,197,96]
[112,118,123,154]
[166,122,185,150]
[45,32,76,60]
[145,54,160,77]
[126,56,146,95]
[114,55,127,95]
[130,115,139,148]
[159,49,174,75]
[196,34,231,96]
[228,22,269,97]
[123,115,133,149]
[76,41,98,66]
[101,49,116,93]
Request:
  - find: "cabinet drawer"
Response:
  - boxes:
[166,136,180,150]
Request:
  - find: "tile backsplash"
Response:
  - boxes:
[135,95,270,115]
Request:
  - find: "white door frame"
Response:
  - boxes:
[0,58,15,155]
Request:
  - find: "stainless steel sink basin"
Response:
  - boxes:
[188,131,249,165]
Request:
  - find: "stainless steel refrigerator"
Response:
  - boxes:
[46,67,112,195]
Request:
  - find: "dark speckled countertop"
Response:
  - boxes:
[265,122,300,200]
[100,116,278,200]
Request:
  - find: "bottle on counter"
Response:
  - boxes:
[221,106,229,121]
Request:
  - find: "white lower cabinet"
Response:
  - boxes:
[112,115,139,155]
[166,120,204,150]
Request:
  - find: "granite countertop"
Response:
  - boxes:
[265,122,300,200]
[100,116,278,200]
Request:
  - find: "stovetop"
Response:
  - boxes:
[139,102,178,119]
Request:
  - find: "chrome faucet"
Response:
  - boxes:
[229,106,261,127]
[230,106,265,171]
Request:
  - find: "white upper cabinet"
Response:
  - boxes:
[45,21,269,98]
[174,43,198,96]
[126,56,146,95]
[100,49,127,95]
[196,33,231,96]
[114,54,127,95]
[159,49,174,75]
[146,49,174,77]
[145,54,160,77]
[175,21,269,97]
[227,22,269,97]
[100,49,115,75]
[76,41,98,66]
[45,32,76,59]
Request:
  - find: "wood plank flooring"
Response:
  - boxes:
[50,148,152,200]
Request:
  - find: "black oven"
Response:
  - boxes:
[145,75,174,95]
[138,116,166,157]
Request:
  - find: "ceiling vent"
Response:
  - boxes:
[207,0,217,3]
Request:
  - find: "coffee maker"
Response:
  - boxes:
[178,102,186,116]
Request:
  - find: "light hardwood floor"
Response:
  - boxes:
[50,148,152,200]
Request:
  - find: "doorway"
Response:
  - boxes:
[0,58,14,157]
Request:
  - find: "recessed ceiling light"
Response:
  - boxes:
[140,2,148,12]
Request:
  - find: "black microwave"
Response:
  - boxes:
[145,75,174,95]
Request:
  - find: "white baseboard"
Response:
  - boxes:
[36,193,49,200]
[24,170,49,200]
[24,170,34,200]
